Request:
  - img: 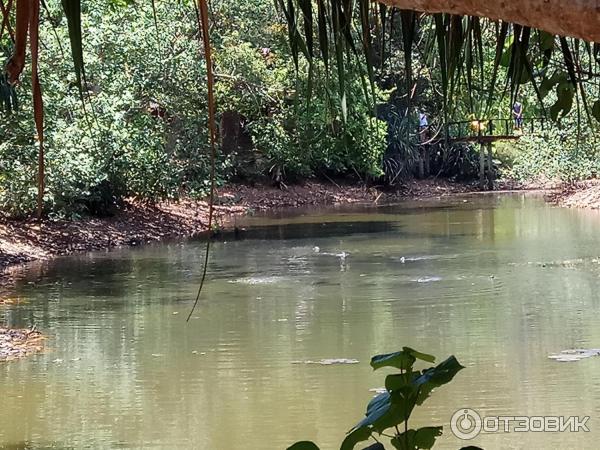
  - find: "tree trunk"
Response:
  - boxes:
[487,142,494,190]
[380,0,600,42]
[418,148,425,179]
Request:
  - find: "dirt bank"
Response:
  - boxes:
[546,180,600,209]
[0,179,474,274]
[0,326,45,362]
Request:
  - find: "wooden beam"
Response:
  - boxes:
[479,143,485,190]
[379,0,600,43]
[449,135,520,144]
[487,142,494,190]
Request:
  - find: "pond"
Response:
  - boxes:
[2,193,600,449]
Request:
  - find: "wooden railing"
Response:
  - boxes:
[446,117,548,142]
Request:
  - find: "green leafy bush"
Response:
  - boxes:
[287,347,465,450]
[0,0,386,217]
[505,123,600,183]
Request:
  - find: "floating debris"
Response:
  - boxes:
[369,387,387,394]
[229,276,283,285]
[416,276,442,283]
[320,251,350,259]
[394,254,459,262]
[292,358,359,365]
[548,349,600,362]
[0,327,45,362]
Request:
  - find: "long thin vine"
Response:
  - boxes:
[187,0,216,322]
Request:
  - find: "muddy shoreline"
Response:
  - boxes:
[546,179,600,209]
[0,326,45,362]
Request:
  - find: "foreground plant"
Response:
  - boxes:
[287,347,464,450]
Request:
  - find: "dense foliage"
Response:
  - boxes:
[505,125,600,183]
[2,0,600,218]
[0,0,386,217]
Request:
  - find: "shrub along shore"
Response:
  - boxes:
[0,327,45,362]
[546,180,600,209]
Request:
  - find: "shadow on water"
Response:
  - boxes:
[216,220,400,241]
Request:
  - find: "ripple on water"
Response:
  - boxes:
[228,276,286,285]
[392,254,460,262]
[415,276,443,283]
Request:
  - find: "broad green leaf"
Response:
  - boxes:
[390,426,443,450]
[362,444,385,450]
[371,348,435,371]
[499,42,513,67]
[550,81,575,120]
[366,391,390,416]
[352,390,413,434]
[341,426,372,450]
[539,71,563,99]
[356,392,393,429]
[404,348,435,363]
[371,351,416,371]
[385,372,419,391]
[538,31,555,51]
[414,356,464,405]
[592,100,600,123]
[288,441,320,450]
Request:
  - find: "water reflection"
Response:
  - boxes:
[2,193,600,449]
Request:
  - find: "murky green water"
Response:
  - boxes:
[3,193,600,449]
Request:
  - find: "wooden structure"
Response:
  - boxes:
[445,117,547,190]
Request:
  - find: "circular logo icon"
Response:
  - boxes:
[450,408,482,440]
